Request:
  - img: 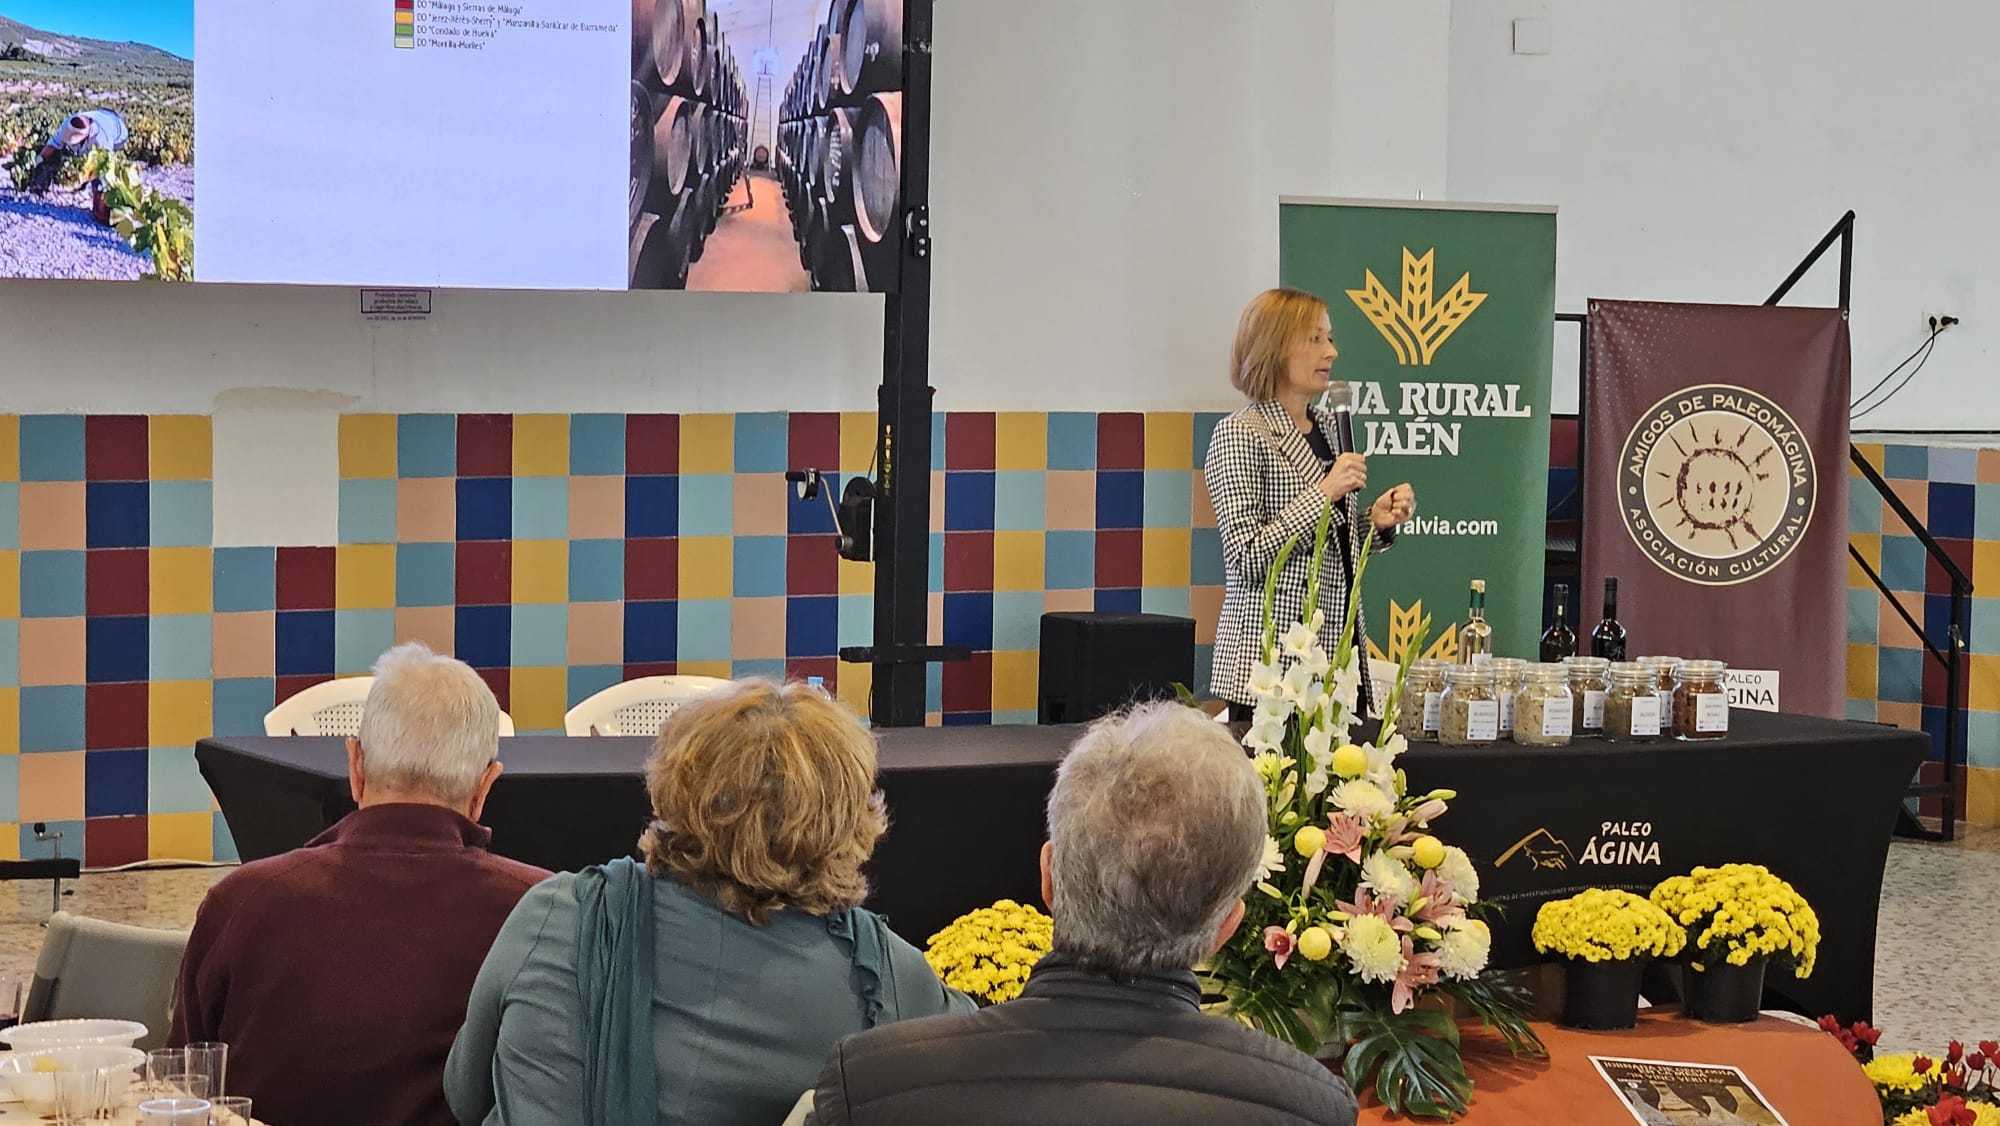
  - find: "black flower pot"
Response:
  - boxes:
[1561,958,1645,1030]
[1684,957,1767,1023]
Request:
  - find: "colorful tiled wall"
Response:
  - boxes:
[0,410,1230,866]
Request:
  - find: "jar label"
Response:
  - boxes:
[1423,691,1442,733]
[1470,653,1493,667]
[1696,692,1729,733]
[1582,690,1606,730]
[1466,700,1499,741]
[1656,691,1673,722]
[1629,695,1662,737]
[1542,703,1574,739]
[1499,691,1515,733]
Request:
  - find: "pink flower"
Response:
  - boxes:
[1410,799,1449,826]
[1391,936,1443,1014]
[1377,816,1419,848]
[1339,891,1414,933]
[1325,813,1368,863]
[1415,870,1466,927]
[1264,926,1295,969]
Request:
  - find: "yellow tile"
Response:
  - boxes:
[994,413,1048,471]
[1847,644,1879,702]
[150,812,213,862]
[150,680,214,748]
[680,415,734,474]
[509,667,568,732]
[1852,443,1883,476]
[1142,528,1192,588]
[513,414,570,478]
[1969,766,2000,828]
[0,551,16,619]
[991,650,1039,712]
[512,540,569,605]
[992,531,1045,592]
[1976,541,2000,599]
[678,660,733,680]
[840,412,879,472]
[837,661,873,715]
[0,689,16,755]
[1970,653,2000,713]
[149,415,212,481]
[0,825,15,860]
[150,548,213,615]
[0,417,16,482]
[335,544,396,610]
[338,414,398,479]
[680,537,734,599]
[1852,532,1881,568]
[1145,412,1194,470]
[838,557,875,597]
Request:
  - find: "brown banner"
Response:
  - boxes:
[1584,300,1851,718]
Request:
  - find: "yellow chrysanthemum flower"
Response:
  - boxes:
[1531,889,1685,963]
[1649,864,1817,977]
[924,899,1055,1005]
[1861,1054,1930,1095]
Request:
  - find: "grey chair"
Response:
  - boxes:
[23,912,190,1051]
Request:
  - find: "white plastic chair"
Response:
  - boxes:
[264,676,516,736]
[564,675,734,736]
[779,1091,814,1126]
[24,912,189,1051]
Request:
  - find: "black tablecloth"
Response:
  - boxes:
[197,709,1921,1022]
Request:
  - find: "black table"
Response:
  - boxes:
[197,710,1921,1022]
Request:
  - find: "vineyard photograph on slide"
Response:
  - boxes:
[0,0,194,281]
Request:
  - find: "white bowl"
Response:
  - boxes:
[0,1045,144,1115]
[0,1018,147,1051]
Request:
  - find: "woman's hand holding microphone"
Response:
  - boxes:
[1319,453,1416,532]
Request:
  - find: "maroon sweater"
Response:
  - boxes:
[170,804,547,1126]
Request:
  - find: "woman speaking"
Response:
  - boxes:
[1204,288,1416,722]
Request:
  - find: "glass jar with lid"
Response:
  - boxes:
[1674,659,1730,740]
[1512,663,1575,746]
[1489,657,1527,738]
[1439,664,1500,747]
[1566,656,1612,738]
[1399,658,1449,741]
[1604,662,1665,743]
[1636,656,1681,738]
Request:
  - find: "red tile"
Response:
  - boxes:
[942,650,994,713]
[786,534,838,597]
[1549,415,1580,470]
[85,683,150,750]
[275,547,336,611]
[455,541,513,606]
[786,656,839,686]
[627,415,680,475]
[1096,529,1143,588]
[790,413,840,469]
[86,549,150,617]
[474,667,510,711]
[945,414,996,471]
[84,816,149,867]
[624,662,677,679]
[626,538,679,601]
[85,416,150,481]
[275,674,331,707]
[457,415,513,478]
[1915,762,1970,821]
[1927,538,1974,596]
[944,532,995,593]
[1097,414,1146,470]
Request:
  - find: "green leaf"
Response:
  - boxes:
[1303,497,1334,624]
[1261,533,1300,660]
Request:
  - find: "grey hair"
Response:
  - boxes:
[1046,701,1266,978]
[355,642,500,804]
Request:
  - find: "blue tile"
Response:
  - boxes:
[1974,597,2000,655]
[21,820,83,861]
[1877,646,1923,704]
[1921,705,1949,763]
[1882,444,1929,481]
[786,597,838,657]
[944,472,996,531]
[567,665,625,709]
[211,678,276,737]
[625,601,678,664]
[1096,589,1142,613]
[992,709,1038,727]
[1141,587,1192,617]
[1194,644,1214,698]
[788,477,838,535]
[1193,413,1227,470]
[927,661,942,712]
[0,758,15,821]
[20,416,84,481]
[511,604,567,667]
[838,594,873,650]
[1848,483,1882,535]
[396,543,456,607]
[213,547,276,612]
[1928,483,1974,539]
[86,616,147,683]
[931,413,947,472]
[627,476,680,539]
[1097,472,1144,530]
[734,536,787,597]
[942,712,992,727]
[1925,592,1956,651]
[942,592,993,651]
[397,416,458,478]
[20,686,84,752]
[1879,535,1927,594]
[337,480,395,545]
[0,621,17,688]
[21,551,85,619]
[1969,709,2000,771]
[991,591,1044,653]
[1847,587,1878,644]
[992,472,1046,532]
[929,531,944,591]
[148,614,211,681]
[1844,698,1877,723]
[276,611,336,677]
[1931,446,1978,484]
[148,745,211,813]
[84,750,148,817]
[732,658,787,682]
[1045,531,1096,590]
[0,484,15,550]
[569,540,625,603]
[1192,527,1225,586]
[212,815,238,863]
[457,478,512,542]
[1978,485,2000,541]
[1047,413,1098,471]
[676,600,732,662]
[677,475,732,537]
[455,605,512,669]
[334,609,394,676]
[570,415,627,476]
[1143,470,1192,529]
[512,476,569,541]
[150,481,213,548]
[84,482,148,549]
[734,413,790,473]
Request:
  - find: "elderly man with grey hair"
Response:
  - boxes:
[168,643,548,1126]
[804,702,1359,1126]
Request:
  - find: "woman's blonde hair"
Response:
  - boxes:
[639,679,887,925]
[1230,287,1330,402]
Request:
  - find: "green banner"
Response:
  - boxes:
[1279,199,1557,663]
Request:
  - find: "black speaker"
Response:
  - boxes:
[1038,612,1195,725]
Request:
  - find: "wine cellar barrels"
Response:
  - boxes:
[629,0,748,288]
[855,91,901,246]
[630,81,653,229]
[834,0,903,100]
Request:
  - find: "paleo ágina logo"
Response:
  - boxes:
[1617,384,1816,587]
[1346,248,1486,366]
[1494,822,1664,871]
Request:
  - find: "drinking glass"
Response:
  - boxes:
[208,1096,253,1125]
[162,1072,214,1101]
[52,1068,109,1125]
[138,1099,212,1124]
[0,971,27,1030]
[184,1042,228,1097]
[147,1048,187,1094]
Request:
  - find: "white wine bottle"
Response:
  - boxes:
[1457,579,1493,666]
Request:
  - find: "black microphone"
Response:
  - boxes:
[1325,381,1358,456]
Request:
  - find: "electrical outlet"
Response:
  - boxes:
[1925,312,1960,334]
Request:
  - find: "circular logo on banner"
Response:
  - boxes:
[1616,384,1817,587]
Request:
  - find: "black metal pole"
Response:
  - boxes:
[1947,587,1966,841]
[1765,211,1855,307]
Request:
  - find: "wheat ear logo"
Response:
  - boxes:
[1346,249,1487,366]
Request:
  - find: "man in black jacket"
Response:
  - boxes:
[806,702,1359,1126]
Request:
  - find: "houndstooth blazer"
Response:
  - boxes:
[1203,399,1393,709]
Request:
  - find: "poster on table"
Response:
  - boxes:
[0,0,901,290]
[1278,198,1558,665]
[1582,301,1850,719]
[1591,1057,1791,1126]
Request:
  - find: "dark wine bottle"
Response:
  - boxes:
[1591,577,1628,661]
[1540,583,1577,662]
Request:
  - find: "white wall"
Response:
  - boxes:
[1328,0,1449,201]
[1448,0,1995,426]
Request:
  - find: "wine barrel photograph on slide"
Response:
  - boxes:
[630,0,904,292]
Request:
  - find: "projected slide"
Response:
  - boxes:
[0,0,903,291]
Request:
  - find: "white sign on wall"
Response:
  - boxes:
[1725,669,1780,713]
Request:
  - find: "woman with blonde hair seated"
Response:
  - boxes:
[445,679,971,1126]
